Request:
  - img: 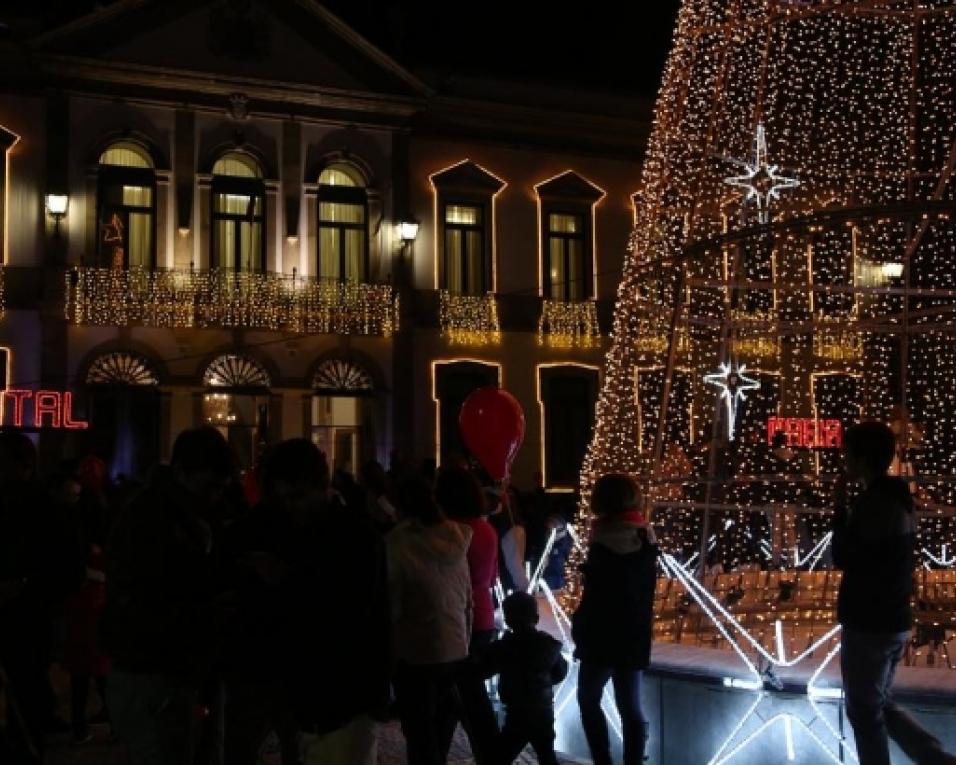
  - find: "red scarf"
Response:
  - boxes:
[595,509,646,527]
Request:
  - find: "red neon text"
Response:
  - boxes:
[0,390,89,430]
[767,417,843,449]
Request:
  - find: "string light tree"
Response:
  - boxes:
[569,0,956,600]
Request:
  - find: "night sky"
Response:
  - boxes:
[9,1,681,98]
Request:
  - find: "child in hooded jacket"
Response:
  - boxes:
[478,592,567,765]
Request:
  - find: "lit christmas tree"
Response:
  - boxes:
[574,0,956,579]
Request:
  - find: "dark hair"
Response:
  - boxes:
[361,460,387,494]
[260,438,330,492]
[435,466,485,520]
[171,427,235,477]
[844,421,897,475]
[591,473,641,517]
[396,474,443,526]
[503,591,538,631]
[771,431,788,449]
[0,431,37,481]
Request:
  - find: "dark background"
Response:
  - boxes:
[1,0,680,97]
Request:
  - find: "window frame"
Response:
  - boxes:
[440,196,490,296]
[209,173,267,274]
[542,207,591,301]
[316,183,369,282]
[95,164,157,270]
[538,365,599,489]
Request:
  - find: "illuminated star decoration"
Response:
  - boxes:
[704,362,760,440]
[724,124,800,224]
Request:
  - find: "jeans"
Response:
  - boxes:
[107,671,199,765]
[499,707,559,765]
[577,664,647,765]
[394,662,462,765]
[841,629,956,765]
[458,630,500,765]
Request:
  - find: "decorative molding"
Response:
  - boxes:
[86,351,159,386]
[203,354,270,389]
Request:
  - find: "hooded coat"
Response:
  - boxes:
[572,517,658,670]
[386,518,473,665]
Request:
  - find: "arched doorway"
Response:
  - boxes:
[202,354,271,471]
[310,359,374,476]
[85,351,161,480]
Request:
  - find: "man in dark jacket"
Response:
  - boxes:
[101,427,234,765]
[478,592,567,765]
[834,422,956,765]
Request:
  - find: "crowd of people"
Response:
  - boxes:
[2,421,956,765]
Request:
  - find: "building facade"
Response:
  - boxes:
[0,0,649,491]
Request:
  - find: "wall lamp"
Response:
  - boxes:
[399,219,420,246]
[45,193,69,235]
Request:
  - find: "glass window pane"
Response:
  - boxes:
[239,221,262,272]
[445,229,463,293]
[319,201,364,224]
[127,212,152,269]
[465,231,483,294]
[214,220,235,270]
[318,166,361,187]
[212,153,260,178]
[549,238,566,300]
[122,185,152,207]
[99,143,152,168]
[445,205,481,225]
[568,239,585,300]
[216,192,259,216]
[549,213,581,233]
[319,226,341,279]
[344,229,364,281]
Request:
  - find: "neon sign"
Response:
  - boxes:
[1,390,89,430]
[767,417,842,449]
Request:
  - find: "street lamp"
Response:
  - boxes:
[45,193,69,236]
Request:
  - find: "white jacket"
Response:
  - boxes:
[386,518,473,665]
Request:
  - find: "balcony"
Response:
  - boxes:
[65,267,398,336]
[538,299,601,348]
[439,290,500,345]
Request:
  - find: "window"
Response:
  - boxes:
[97,141,155,269]
[546,212,587,301]
[211,152,265,273]
[203,354,271,470]
[443,203,485,295]
[539,366,599,488]
[430,161,505,295]
[86,352,158,386]
[311,358,375,476]
[317,164,368,282]
[1,126,19,264]
[535,171,603,301]
[433,361,500,466]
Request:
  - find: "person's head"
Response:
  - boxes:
[396,474,443,526]
[170,427,236,503]
[260,438,330,511]
[503,591,539,633]
[771,431,788,450]
[0,431,37,485]
[591,473,642,518]
[360,460,388,495]
[843,421,896,482]
[435,466,485,521]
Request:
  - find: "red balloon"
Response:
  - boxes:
[459,386,526,481]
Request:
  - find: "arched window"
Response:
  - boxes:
[211,152,266,273]
[317,163,368,282]
[97,141,156,269]
[312,359,373,395]
[203,353,270,389]
[86,351,159,386]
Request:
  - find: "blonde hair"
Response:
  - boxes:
[591,473,642,517]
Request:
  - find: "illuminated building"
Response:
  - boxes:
[0,1,647,484]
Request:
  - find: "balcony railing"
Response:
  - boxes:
[439,291,500,345]
[538,299,601,348]
[65,267,398,336]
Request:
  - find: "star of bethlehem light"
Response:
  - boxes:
[704,362,760,440]
[724,124,800,224]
